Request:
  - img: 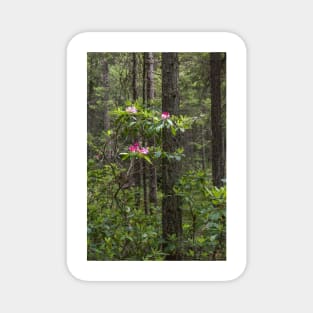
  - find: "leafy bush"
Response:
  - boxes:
[175,170,226,260]
[87,101,226,261]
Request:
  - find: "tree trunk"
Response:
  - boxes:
[87,54,96,136]
[146,53,158,209]
[221,53,227,181]
[140,54,149,215]
[132,53,141,209]
[132,53,138,101]
[147,52,155,100]
[210,53,225,187]
[161,53,182,260]
[142,139,148,215]
[201,125,206,171]
[101,58,110,131]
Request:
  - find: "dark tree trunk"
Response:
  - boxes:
[132,53,141,209]
[142,139,148,215]
[87,54,95,158]
[210,53,225,187]
[101,57,112,160]
[146,52,155,100]
[201,125,206,171]
[142,53,146,105]
[87,54,96,136]
[221,53,227,180]
[101,58,110,131]
[161,53,182,260]
[146,53,158,209]
[132,53,138,101]
[141,54,148,215]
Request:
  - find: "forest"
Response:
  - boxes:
[87,52,226,261]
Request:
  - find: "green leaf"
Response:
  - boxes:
[167,119,173,126]
[142,155,152,164]
[154,151,162,158]
[119,153,129,160]
[155,124,163,132]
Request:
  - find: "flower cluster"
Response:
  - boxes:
[124,110,172,158]
[125,106,137,114]
[128,142,149,154]
[161,112,170,119]
[125,106,170,121]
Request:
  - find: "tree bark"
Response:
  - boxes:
[210,53,225,187]
[132,53,138,101]
[146,53,158,209]
[161,53,182,260]
[101,58,110,131]
[221,53,227,181]
[132,53,141,209]
[201,125,206,171]
[87,54,97,136]
[146,52,155,100]
[140,54,149,215]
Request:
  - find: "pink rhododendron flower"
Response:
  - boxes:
[125,106,137,113]
[128,145,138,152]
[161,112,170,119]
[128,142,149,154]
[139,147,149,154]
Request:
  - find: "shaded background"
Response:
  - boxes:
[87,52,226,261]
[0,0,312,312]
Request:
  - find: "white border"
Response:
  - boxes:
[67,32,246,281]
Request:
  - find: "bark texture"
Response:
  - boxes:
[132,53,138,101]
[146,53,158,208]
[161,53,182,260]
[210,52,225,187]
[132,53,141,209]
[101,58,110,131]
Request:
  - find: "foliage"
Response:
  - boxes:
[88,134,226,261]
[175,170,226,260]
[87,52,226,261]
[87,160,164,260]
